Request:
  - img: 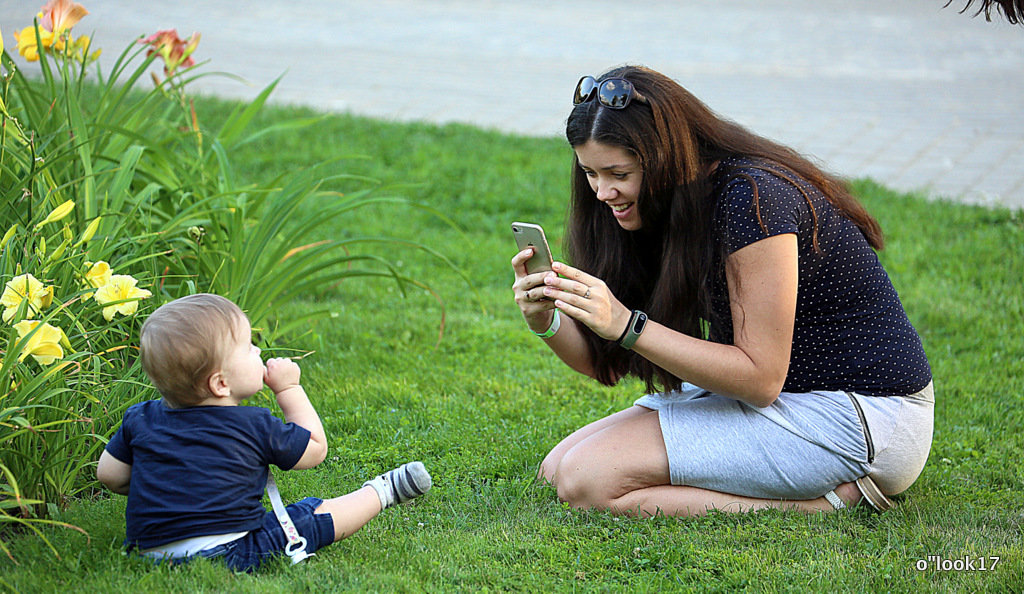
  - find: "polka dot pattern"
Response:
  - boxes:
[708,156,931,397]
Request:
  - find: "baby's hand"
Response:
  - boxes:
[264,357,301,395]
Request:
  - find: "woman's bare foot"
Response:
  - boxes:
[830,480,863,509]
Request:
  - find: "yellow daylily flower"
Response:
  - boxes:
[94,274,152,321]
[2,273,55,323]
[13,320,68,366]
[70,33,101,63]
[35,200,75,230]
[13,25,58,62]
[82,260,111,299]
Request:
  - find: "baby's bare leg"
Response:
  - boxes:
[316,462,432,543]
[315,486,382,542]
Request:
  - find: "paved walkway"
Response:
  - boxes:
[3,0,1023,208]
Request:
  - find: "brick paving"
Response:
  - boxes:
[2,0,1022,208]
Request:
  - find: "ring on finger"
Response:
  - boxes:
[583,287,591,299]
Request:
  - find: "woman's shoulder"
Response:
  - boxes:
[713,156,804,189]
[713,156,824,209]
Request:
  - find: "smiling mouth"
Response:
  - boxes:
[611,203,633,213]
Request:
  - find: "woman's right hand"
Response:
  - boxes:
[511,247,557,333]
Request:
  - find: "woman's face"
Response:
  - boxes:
[574,140,644,231]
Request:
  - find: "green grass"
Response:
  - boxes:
[2,95,1022,592]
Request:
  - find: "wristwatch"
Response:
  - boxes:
[617,310,648,350]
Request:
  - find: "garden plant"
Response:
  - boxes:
[1,1,1022,592]
[0,0,446,572]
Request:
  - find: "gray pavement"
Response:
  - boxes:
[3,0,1023,208]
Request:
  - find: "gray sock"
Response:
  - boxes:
[364,461,432,509]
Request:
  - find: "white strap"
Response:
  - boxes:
[824,490,846,510]
[266,472,313,564]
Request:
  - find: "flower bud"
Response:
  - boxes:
[0,225,17,250]
[35,200,75,230]
[75,217,101,247]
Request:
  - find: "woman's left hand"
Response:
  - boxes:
[543,261,633,341]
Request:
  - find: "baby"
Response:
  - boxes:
[97,293,431,571]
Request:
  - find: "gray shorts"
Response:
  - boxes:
[635,382,934,500]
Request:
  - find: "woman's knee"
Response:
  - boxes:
[552,447,615,509]
[537,450,559,485]
[538,406,650,488]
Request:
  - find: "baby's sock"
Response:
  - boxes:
[364,461,432,510]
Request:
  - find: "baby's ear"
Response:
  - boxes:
[207,370,231,398]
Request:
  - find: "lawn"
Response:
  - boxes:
[1,95,1021,592]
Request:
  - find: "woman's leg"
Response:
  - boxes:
[538,405,652,484]
[552,409,862,516]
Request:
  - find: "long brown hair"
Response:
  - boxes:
[564,65,883,392]
[947,0,1024,23]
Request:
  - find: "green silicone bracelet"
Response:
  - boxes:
[532,310,561,338]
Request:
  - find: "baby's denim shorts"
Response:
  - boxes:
[150,497,335,573]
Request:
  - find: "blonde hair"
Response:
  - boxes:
[140,293,247,406]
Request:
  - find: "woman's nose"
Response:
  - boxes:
[595,181,616,202]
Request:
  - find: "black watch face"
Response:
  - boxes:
[633,312,647,332]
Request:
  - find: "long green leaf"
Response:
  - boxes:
[216,75,282,147]
[103,145,145,215]
[64,79,96,220]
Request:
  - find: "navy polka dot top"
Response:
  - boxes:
[708,156,931,397]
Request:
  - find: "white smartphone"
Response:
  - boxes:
[511,222,554,274]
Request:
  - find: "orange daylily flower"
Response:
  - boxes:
[12,0,91,62]
[39,0,88,36]
[139,29,200,76]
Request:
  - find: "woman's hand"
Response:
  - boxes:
[511,248,559,333]
[511,249,603,379]
[541,261,632,341]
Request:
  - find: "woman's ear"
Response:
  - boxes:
[207,370,231,398]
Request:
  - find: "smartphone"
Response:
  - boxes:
[511,222,554,274]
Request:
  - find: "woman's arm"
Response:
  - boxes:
[546,234,798,407]
[534,309,601,379]
[633,234,797,406]
[512,248,599,379]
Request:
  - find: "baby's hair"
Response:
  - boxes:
[140,293,247,407]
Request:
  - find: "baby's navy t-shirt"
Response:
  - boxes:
[709,156,931,397]
[105,399,311,549]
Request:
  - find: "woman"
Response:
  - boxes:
[511,66,934,516]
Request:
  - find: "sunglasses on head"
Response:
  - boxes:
[572,76,646,109]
